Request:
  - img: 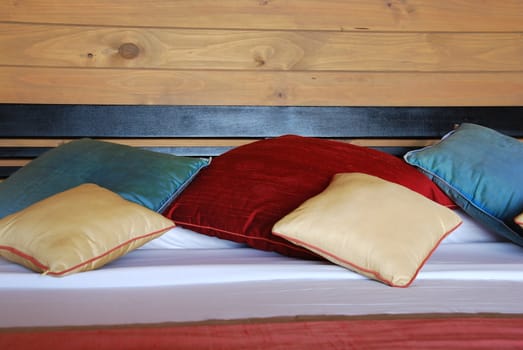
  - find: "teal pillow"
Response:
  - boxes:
[404,123,523,246]
[0,139,209,218]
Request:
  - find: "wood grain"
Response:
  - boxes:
[1,23,521,72]
[1,0,522,31]
[1,67,521,106]
[0,138,254,148]
[0,138,442,149]
[0,1,521,107]
[0,159,30,167]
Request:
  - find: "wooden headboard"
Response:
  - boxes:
[1,1,521,177]
[1,105,522,179]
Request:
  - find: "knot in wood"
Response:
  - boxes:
[118,42,140,59]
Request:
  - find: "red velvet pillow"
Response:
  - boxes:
[164,135,454,259]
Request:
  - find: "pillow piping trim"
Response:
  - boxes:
[155,158,211,213]
[413,166,497,218]
[0,224,175,276]
[273,221,462,288]
[0,245,49,272]
[409,166,523,244]
[404,125,523,232]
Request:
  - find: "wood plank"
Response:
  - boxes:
[0,138,440,149]
[0,159,30,167]
[1,0,522,32]
[0,67,521,106]
[0,138,255,148]
[1,23,521,72]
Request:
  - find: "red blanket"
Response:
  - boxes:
[2,314,522,350]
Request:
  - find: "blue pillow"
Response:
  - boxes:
[404,123,523,246]
[0,139,209,218]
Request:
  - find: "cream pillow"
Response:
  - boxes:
[0,183,174,276]
[515,213,523,229]
[273,173,462,287]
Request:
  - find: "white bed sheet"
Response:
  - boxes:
[1,241,522,328]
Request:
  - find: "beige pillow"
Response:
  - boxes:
[0,183,174,276]
[515,213,523,228]
[273,173,462,287]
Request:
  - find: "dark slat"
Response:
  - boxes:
[125,146,417,157]
[0,146,229,158]
[0,147,52,158]
[1,105,522,138]
[0,167,19,178]
[0,145,415,161]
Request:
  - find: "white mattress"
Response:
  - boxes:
[1,240,523,328]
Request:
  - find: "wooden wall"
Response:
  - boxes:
[0,0,522,106]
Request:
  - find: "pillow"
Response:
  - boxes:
[0,138,209,219]
[165,135,454,259]
[139,226,246,249]
[0,183,175,276]
[272,173,462,287]
[515,213,523,229]
[404,123,523,246]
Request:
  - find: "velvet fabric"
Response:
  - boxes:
[166,135,454,258]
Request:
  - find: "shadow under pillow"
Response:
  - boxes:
[515,213,523,229]
[165,135,454,259]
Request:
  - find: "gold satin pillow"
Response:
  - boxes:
[0,183,174,276]
[515,213,523,229]
[273,173,462,287]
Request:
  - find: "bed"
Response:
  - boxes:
[1,104,523,349]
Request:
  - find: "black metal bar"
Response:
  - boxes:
[1,105,522,138]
